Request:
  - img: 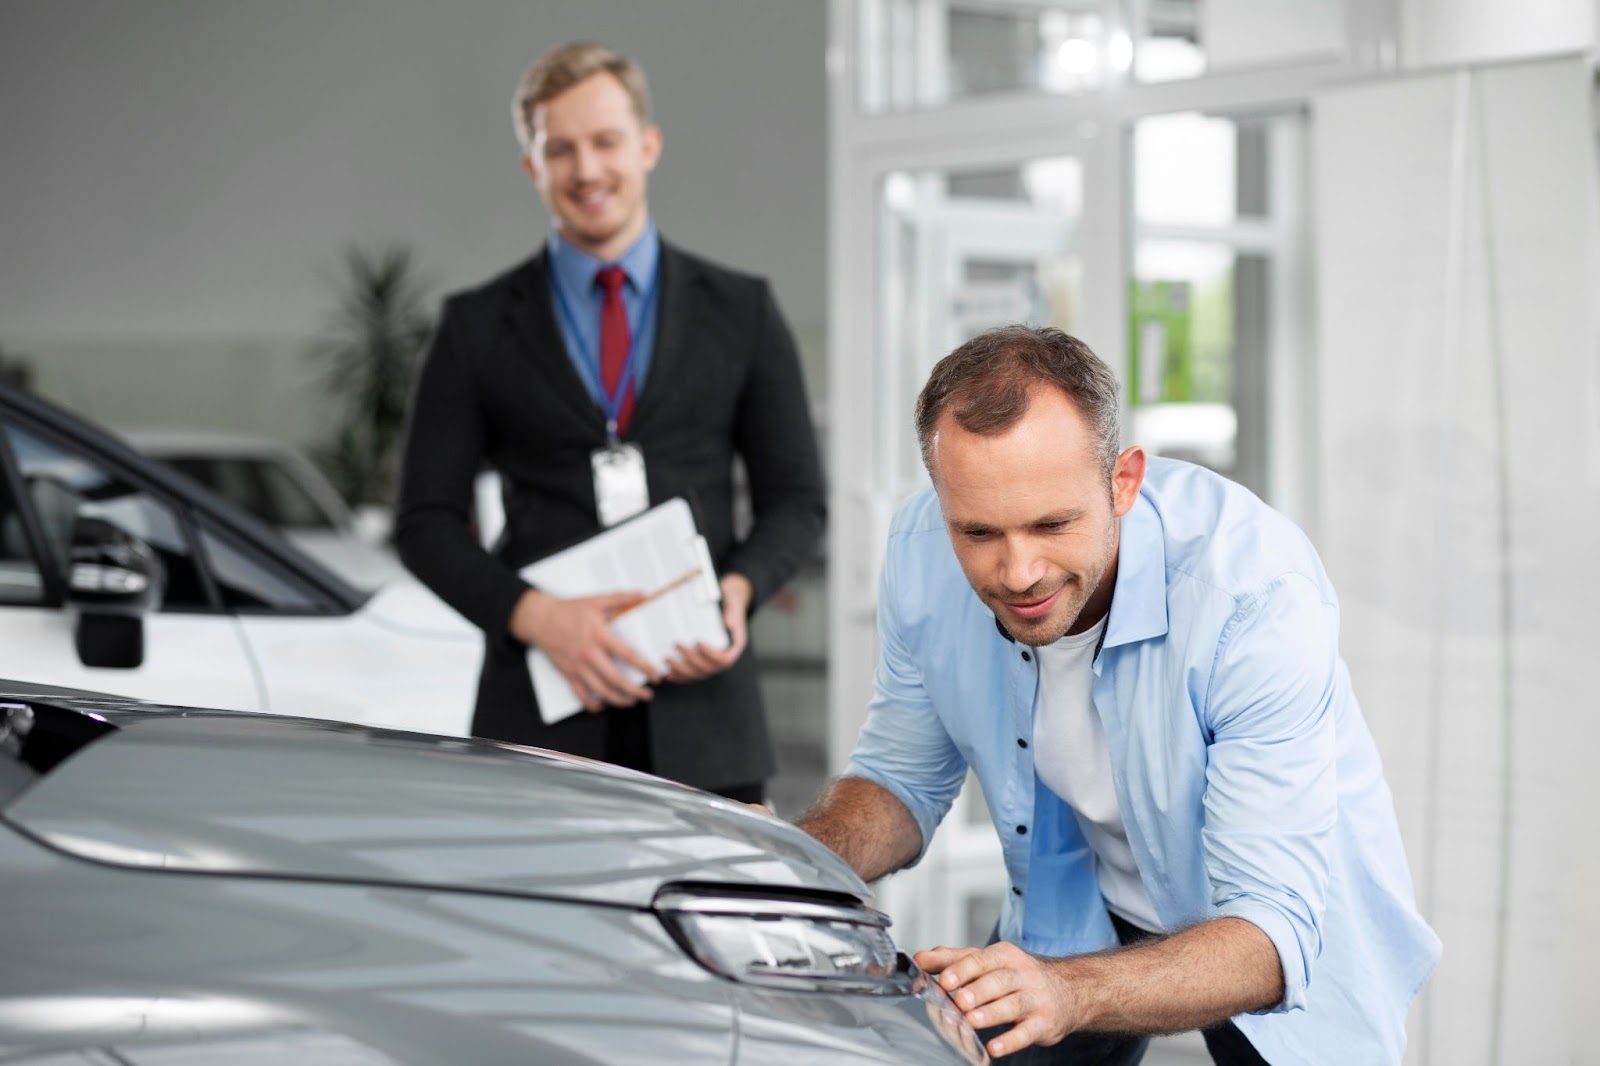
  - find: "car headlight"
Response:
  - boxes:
[654,885,914,994]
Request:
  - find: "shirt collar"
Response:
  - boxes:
[989,488,1169,651]
[547,220,661,296]
[1102,488,1169,651]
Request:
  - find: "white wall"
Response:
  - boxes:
[1315,56,1600,1066]
[1403,0,1596,68]
[0,0,827,438]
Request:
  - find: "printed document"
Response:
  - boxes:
[519,498,726,725]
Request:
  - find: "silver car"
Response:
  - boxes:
[0,681,987,1064]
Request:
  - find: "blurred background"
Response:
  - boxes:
[3,2,1598,1064]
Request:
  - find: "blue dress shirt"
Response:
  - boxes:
[846,457,1440,1065]
[547,223,662,418]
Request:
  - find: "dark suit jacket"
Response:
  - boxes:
[395,240,826,790]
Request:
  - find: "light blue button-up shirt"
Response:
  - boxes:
[547,223,662,413]
[847,457,1440,1065]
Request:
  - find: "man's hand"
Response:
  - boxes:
[509,589,663,711]
[915,942,1078,1059]
[917,918,1283,1055]
[663,572,751,683]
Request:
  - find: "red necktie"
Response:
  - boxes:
[595,265,635,436]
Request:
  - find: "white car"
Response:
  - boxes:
[0,386,480,737]
[121,427,405,590]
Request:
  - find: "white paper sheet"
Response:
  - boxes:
[519,497,726,725]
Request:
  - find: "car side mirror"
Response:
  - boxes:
[66,516,165,669]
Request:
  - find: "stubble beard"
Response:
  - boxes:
[990,528,1115,648]
[995,577,1093,647]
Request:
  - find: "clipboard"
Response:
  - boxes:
[518,497,727,724]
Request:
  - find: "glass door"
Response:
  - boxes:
[877,155,1085,508]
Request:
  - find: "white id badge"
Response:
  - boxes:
[591,443,649,527]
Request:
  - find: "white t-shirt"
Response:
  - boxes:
[1032,615,1164,932]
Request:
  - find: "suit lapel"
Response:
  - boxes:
[506,250,606,433]
[629,242,699,436]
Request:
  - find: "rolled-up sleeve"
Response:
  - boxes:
[844,534,967,865]
[1201,573,1340,1014]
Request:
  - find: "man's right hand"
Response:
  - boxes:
[509,589,663,711]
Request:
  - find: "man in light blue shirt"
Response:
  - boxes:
[796,326,1438,1064]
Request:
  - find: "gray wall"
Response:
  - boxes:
[0,0,827,440]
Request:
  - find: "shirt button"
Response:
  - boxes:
[1020,651,1032,662]
[1017,738,1028,749]
[1016,824,1028,835]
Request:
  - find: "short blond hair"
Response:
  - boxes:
[512,41,652,150]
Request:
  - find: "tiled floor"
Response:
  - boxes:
[755,667,829,816]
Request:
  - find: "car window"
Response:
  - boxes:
[2,423,213,611]
[166,457,266,523]
[255,460,336,530]
[167,457,336,531]
[199,526,319,611]
[0,462,45,606]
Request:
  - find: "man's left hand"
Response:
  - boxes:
[663,572,751,683]
[914,942,1078,1059]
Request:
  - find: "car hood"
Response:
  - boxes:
[2,709,869,909]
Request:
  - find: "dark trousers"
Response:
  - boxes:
[603,703,763,804]
[975,913,1271,1066]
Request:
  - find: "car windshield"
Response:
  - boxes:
[166,458,336,531]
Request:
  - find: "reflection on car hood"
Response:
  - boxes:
[3,711,869,909]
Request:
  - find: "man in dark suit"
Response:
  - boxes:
[395,42,825,803]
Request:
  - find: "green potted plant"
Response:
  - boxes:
[309,245,433,524]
